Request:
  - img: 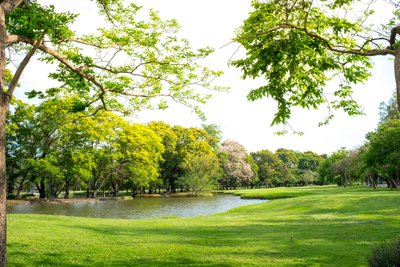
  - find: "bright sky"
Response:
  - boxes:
[19,0,395,155]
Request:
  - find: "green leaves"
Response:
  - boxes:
[6,0,224,121]
[233,0,386,126]
[7,1,77,42]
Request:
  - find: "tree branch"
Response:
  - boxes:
[280,23,396,56]
[0,0,25,15]
[7,34,109,107]
[390,25,400,47]
[6,30,46,98]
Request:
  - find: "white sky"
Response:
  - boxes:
[17,0,395,155]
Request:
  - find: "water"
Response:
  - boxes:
[7,194,266,219]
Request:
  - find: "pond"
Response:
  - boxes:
[7,194,266,219]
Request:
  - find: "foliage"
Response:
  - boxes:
[318,149,348,185]
[232,0,398,125]
[367,237,400,267]
[179,152,220,195]
[251,149,284,187]
[7,99,225,197]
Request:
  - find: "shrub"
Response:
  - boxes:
[367,237,400,267]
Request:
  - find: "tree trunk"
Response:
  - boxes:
[64,183,70,199]
[111,181,118,196]
[0,102,8,267]
[92,187,97,198]
[0,3,8,264]
[38,179,46,199]
[395,50,400,111]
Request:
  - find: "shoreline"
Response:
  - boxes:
[6,192,215,207]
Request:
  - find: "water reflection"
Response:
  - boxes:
[7,194,266,219]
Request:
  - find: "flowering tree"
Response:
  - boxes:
[218,140,256,189]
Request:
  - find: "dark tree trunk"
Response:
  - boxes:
[38,179,46,199]
[64,183,70,199]
[389,178,397,189]
[111,181,118,196]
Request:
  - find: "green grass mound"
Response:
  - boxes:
[7,186,400,266]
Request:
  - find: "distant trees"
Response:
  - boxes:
[251,150,283,187]
[252,149,324,187]
[11,94,400,200]
[7,99,227,197]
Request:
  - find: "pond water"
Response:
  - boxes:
[7,194,266,219]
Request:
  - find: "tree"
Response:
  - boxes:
[179,147,220,195]
[147,121,177,193]
[118,123,164,196]
[233,0,400,126]
[0,1,223,264]
[318,149,349,185]
[6,99,35,197]
[366,119,400,188]
[218,140,255,189]
[275,148,298,185]
[297,151,324,185]
[318,149,348,184]
[251,149,284,187]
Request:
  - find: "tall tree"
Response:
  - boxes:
[233,0,399,125]
[0,1,223,264]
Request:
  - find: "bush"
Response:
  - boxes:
[367,237,400,267]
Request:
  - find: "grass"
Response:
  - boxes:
[7,186,400,266]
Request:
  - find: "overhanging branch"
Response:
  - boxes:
[7,34,109,107]
[280,23,396,56]
[6,30,46,98]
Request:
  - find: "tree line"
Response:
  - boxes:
[7,96,333,199]
[7,96,258,198]
[9,94,400,199]
[319,96,400,189]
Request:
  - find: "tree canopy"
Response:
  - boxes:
[233,0,400,126]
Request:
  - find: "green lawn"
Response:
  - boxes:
[7,186,400,266]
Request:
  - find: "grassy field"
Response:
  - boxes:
[7,186,400,266]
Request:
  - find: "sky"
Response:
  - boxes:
[19,0,396,155]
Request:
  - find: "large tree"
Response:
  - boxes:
[0,1,223,264]
[233,0,400,126]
